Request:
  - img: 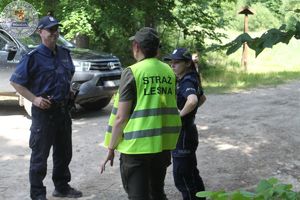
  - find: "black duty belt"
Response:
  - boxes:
[50,101,68,109]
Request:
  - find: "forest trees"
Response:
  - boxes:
[1,0,298,64]
[0,0,235,64]
[216,0,300,57]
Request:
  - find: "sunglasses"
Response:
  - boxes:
[45,26,59,33]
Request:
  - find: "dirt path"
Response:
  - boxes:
[0,80,299,199]
[198,80,300,191]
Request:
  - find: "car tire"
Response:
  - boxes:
[80,98,111,111]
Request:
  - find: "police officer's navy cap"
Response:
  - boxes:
[129,27,160,49]
[165,48,192,61]
[37,16,62,29]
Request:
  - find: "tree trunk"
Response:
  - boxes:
[72,34,90,49]
[145,14,155,27]
[43,0,58,16]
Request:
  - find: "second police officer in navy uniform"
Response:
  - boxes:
[166,48,207,200]
[10,15,82,200]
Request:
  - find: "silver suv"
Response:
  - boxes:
[0,28,122,115]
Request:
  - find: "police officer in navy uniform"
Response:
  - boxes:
[10,15,82,200]
[166,48,206,200]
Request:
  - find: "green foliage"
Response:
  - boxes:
[196,178,300,200]
[0,0,240,64]
[201,42,300,94]
[61,9,94,39]
[281,0,300,30]
[203,69,300,94]
[249,3,281,31]
[0,0,13,9]
[0,0,297,65]
[245,0,283,17]
[207,22,299,57]
[228,2,281,32]
[218,0,300,57]
[170,0,229,48]
[201,65,291,94]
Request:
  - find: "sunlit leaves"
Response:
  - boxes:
[196,178,300,200]
[61,10,94,39]
[207,21,299,57]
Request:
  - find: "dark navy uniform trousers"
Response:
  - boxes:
[29,105,72,198]
[172,121,205,200]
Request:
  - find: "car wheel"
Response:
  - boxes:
[80,98,111,111]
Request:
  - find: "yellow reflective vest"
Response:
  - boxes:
[104,58,181,154]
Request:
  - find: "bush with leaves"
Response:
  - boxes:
[197,178,300,200]
[61,10,94,41]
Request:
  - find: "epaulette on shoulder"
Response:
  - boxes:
[182,73,198,84]
[27,49,38,56]
[183,74,193,81]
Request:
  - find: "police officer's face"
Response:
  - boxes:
[39,25,59,44]
[171,60,189,78]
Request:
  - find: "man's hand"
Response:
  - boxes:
[100,149,115,174]
[32,96,51,109]
[10,82,52,109]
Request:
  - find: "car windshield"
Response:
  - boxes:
[18,33,75,49]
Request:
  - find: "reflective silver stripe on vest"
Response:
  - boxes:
[124,126,181,140]
[130,107,178,119]
[111,107,178,118]
[108,107,179,134]
[107,125,112,133]
[107,124,180,137]
[111,107,118,115]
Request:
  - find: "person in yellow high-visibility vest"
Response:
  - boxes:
[100,27,181,200]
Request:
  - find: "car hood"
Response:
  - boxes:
[69,48,117,60]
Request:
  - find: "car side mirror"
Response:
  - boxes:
[4,44,17,61]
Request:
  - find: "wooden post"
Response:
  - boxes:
[242,14,249,71]
[239,7,253,72]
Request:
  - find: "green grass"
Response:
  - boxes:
[202,68,300,94]
[202,32,300,94]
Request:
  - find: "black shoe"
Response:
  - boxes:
[52,187,82,198]
[32,195,48,200]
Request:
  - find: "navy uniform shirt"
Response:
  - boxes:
[10,44,75,102]
[177,71,203,122]
[173,71,204,156]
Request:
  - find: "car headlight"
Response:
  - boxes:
[73,61,91,72]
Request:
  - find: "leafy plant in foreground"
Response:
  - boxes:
[196,178,300,200]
